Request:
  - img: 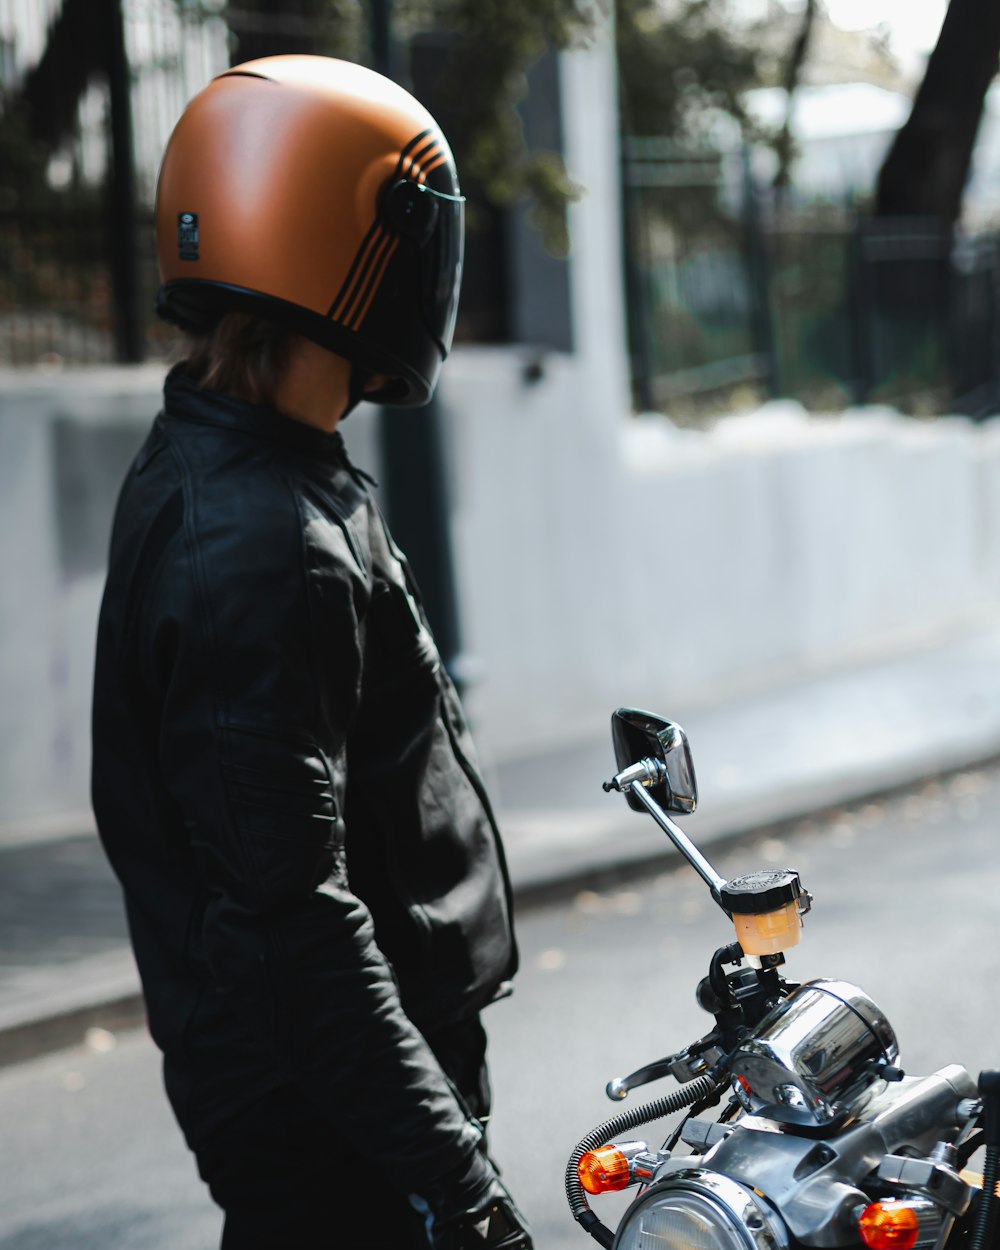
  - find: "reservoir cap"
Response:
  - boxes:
[722,869,802,916]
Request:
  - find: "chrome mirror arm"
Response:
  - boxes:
[602,757,667,794]
[625,782,727,901]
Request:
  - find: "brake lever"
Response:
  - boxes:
[606,1055,681,1102]
[606,1039,723,1101]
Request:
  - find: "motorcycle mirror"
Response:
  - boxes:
[611,709,698,815]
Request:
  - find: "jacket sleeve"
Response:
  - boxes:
[143,470,497,1210]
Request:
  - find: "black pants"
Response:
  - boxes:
[196,1017,491,1250]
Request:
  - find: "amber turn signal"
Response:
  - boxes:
[577,1145,633,1195]
[858,1200,920,1250]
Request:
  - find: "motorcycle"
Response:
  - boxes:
[565,708,1000,1250]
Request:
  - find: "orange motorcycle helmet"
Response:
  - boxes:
[155,55,464,406]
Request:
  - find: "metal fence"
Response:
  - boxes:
[5,0,1000,416]
[0,0,229,366]
[0,1,523,367]
[622,138,772,409]
[623,141,1000,418]
[0,204,167,365]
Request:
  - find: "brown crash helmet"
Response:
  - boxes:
[155,54,464,406]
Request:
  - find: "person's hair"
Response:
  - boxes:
[178,312,293,407]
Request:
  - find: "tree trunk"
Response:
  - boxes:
[876,0,1000,222]
[16,0,109,148]
[773,0,817,202]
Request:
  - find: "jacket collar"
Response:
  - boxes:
[161,366,354,466]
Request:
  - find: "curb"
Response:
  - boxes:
[505,740,1000,906]
[0,950,144,1069]
[0,992,146,1069]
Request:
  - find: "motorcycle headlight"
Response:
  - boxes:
[614,1171,788,1250]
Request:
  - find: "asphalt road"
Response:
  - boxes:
[2,766,999,1249]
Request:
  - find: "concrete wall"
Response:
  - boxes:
[0,368,177,835]
[439,361,1000,762]
[5,360,1000,836]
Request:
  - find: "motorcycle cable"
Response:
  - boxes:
[707,942,743,1006]
[659,1083,730,1157]
[565,1072,726,1248]
[700,943,797,1057]
[956,1130,985,1169]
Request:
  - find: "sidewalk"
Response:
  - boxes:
[5,622,1000,1065]
[495,621,1000,890]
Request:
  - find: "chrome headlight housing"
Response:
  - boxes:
[729,979,898,1129]
[613,1171,788,1250]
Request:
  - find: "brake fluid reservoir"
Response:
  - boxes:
[721,870,804,955]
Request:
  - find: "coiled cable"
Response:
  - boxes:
[565,1073,725,1247]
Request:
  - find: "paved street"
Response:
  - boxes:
[2,765,999,1249]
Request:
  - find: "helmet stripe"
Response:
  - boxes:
[341,227,396,325]
[325,130,444,327]
[418,153,449,180]
[397,128,434,166]
[327,220,386,320]
[326,130,433,320]
[403,138,441,180]
[347,235,400,330]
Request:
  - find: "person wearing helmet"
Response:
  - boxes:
[91,56,530,1250]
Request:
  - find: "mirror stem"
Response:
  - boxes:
[627,783,728,901]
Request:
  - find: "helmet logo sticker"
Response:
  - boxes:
[177,212,200,262]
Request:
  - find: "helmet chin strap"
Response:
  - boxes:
[339,364,372,422]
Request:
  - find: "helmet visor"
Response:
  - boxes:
[419,187,464,357]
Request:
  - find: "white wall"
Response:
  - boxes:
[440,358,1000,762]
[0,367,173,835]
[4,363,1000,836]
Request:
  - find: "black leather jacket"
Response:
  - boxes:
[91,370,518,1203]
